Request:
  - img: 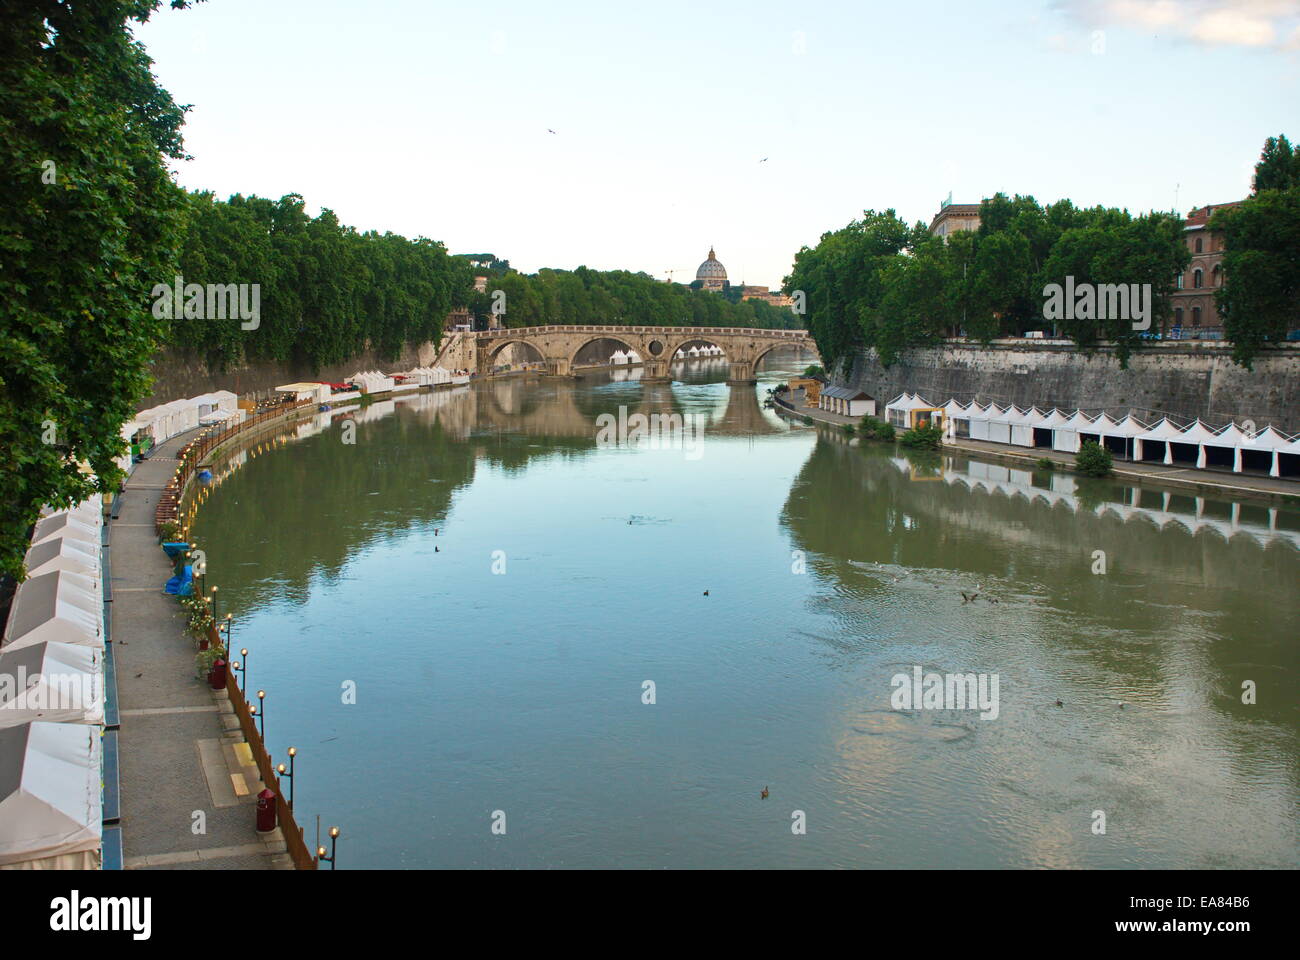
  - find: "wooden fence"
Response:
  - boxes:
[154,399,311,534]
[218,630,319,871]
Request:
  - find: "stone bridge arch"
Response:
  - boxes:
[474,325,818,384]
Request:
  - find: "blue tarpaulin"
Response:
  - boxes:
[164,564,193,596]
[162,541,190,559]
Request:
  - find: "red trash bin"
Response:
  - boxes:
[208,658,227,690]
[256,788,277,833]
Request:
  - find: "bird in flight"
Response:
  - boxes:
[547,129,556,134]
[759,157,768,163]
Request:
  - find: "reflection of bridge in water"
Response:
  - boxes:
[475,324,817,383]
[464,372,787,439]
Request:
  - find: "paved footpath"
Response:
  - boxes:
[110,428,289,870]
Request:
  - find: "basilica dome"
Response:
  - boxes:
[696,247,727,282]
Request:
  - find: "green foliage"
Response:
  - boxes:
[803,364,825,378]
[1251,135,1300,194]
[783,209,914,371]
[472,265,800,331]
[1075,440,1113,477]
[899,424,943,450]
[1036,457,1056,471]
[1213,143,1300,368]
[0,0,194,579]
[173,191,471,369]
[786,193,1191,371]
[158,520,182,542]
[196,643,225,678]
[857,416,895,441]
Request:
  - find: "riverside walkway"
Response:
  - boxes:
[110,428,289,869]
[775,392,1300,504]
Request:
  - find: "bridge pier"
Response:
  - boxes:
[544,357,573,377]
[725,361,757,385]
[640,359,672,383]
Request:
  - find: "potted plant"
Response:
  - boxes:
[196,644,227,683]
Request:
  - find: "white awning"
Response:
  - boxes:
[0,642,104,727]
[2,571,102,651]
[0,722,102,868]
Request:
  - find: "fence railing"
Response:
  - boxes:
[155,399,312,534]
[217,629,318,870]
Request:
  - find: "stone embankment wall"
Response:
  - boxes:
[840,340,1300,433]
[139,339,445,408]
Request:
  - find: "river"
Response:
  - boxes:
[189,355,1299,868]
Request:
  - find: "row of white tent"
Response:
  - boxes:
[119,391,242,475]
[675,345,724,358]
[350,370,398,395]
[1,498,108,869]
[885,393,1300,477]
[402,366,470,387]
[610,350,643,365]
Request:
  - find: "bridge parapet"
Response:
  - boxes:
[472,324,817,383]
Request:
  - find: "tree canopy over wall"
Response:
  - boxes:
[467,266,800,330]
[784,198,1189,372]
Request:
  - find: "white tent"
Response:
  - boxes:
[0,722,102,869]
[2,571,102,651]
[30,513,98,549]
[968,403,1001,441]
[41,495,103,530]
[885,393,935,429]
[0,642,103,727]
[943,400,970,438]
[1098,415,1148,460]
[986,405,1022,444]
[24,536,100,581]
[1053,410,1095,453]
[1135,418,1188,465]
[1236,425,1295,477]
[610,350,629,365]
[1169,420,1223,469]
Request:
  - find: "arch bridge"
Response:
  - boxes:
[474,325,817,383]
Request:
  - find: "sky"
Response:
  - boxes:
[134,0,1299,289]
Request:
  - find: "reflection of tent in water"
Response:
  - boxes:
[0,722,102,869]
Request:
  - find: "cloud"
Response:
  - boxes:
[1055,0,1300,50]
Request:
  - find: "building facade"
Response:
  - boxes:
[928,200,982,240]
[1167,201,1241,338]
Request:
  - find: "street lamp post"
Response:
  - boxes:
[277,746,296,809]
[317,826,340,870]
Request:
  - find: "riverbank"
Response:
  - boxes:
[772,393,1300,505]
[111,428,291,869]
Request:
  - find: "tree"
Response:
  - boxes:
[1252,135,1300,194]
[1075,441,1113,477]
[1212,188,1300,368]
[0,0,195,580]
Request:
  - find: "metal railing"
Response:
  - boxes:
[154,399,313,534]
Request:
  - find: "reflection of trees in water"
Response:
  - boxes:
[194,411,480,607]
[780,438,1299,707]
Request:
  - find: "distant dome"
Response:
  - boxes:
[696,247,727,281]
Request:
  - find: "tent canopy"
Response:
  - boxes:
[0,721,102,868]
[0,642,103,728]
[2,570,101,650]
